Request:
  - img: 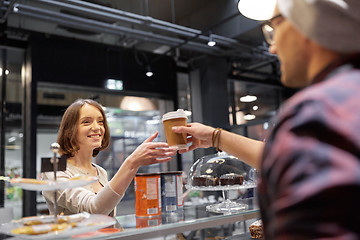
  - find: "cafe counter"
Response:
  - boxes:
[85,197,260,240]
[1,198,260,240]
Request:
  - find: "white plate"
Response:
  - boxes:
[0,214,116,240]
[13,212,91,226]
[10,176,97,191]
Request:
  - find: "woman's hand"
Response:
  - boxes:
[172,122,215,153]
[127,131,177,168]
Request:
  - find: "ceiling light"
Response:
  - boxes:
[240,95,257,102]
[208,40,216,47]
[244,114,256,121]
[253,105,258,110]
[0,68,10,76]
[13,4,19,12]
[146,65,153,77]
[120,96,156,111]
[146,71,153,77]
[207,33,216,47]
[105,79,123,90]
[238,0,277,21]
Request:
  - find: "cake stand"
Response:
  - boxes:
[0,143,116,239]
[186,152,257,215]
[186,181,257,215]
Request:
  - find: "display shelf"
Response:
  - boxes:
[0,213,116,240]
[77,197,260,240]
[186,182,257,191]
[0,143,115,239]
[0,199,259,240]
[9,176,97,191]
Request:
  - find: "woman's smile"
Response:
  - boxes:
[88,134,102,139]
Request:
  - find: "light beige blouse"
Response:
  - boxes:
[42,163,122,216]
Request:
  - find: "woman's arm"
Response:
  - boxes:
[42,171,122,215]
[109,131,176,195]
[42,131,175,215]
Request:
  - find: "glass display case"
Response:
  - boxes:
[113,198,260,240]
[186,152,257,214]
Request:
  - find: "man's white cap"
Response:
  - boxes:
[239,0,360,53]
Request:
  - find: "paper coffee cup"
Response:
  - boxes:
[162,109,188,150]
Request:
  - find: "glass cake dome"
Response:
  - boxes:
[186,151,257,191]
[186,152,257,214]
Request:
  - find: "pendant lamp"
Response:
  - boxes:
[238,0,277,21]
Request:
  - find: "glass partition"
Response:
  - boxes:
[1,47,24,219]
[228,80,282,126]
[35,83,175,215]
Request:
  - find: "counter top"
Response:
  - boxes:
[1,198,260,240]
[88,197,260,240]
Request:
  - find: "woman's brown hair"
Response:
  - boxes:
[57,99,110,157]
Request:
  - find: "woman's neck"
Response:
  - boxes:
[68,149,94,171]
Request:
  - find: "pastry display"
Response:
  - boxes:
[11,223,70,235]
[0,143,116,239]
[9,175,95,186]
[249,219,263,239]
[219,173,244,186]
[192,175,219,186]
[187,152,256,190]
[10,178,49,185]
[9,175,97,191]
[11,212,90,235]
[14,212,90,226]
[192,173,244,187]
[2,213,116,238]
[187,152,257,214]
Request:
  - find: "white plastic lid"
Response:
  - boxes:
[162,109,188,121]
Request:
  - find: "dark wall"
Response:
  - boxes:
[200,56,231,128]
[30,35,177,98]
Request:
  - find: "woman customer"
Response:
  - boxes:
[42,99,176,216]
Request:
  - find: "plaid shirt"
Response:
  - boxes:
[258,59,360,239]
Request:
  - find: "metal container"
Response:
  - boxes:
[135,216,162,228]
[135,173,162,217]
[160,171,183,214]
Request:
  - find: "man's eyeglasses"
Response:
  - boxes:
[261,14,282,45]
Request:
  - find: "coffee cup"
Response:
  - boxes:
[162,109,188,149]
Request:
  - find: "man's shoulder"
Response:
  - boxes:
[283,69,360,112]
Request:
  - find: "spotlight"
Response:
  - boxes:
[146,65,153,77]
[244,113,256,121]
[240,95,257,103]
[207,32,216,47]
[0,68,10,76]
